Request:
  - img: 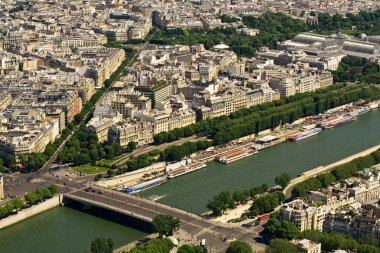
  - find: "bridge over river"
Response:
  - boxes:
[64,186,259,253]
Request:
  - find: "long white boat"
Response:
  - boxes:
[288,128,323,141]
[215,147,258,164]
[167,162,206,179]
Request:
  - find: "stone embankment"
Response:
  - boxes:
[283,144,380,198]
[0,195,62,229]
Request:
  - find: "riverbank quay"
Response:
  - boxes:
[283,143,380,198]
[0,195,62,229]
[210,143,380,224]
[193,101,379,163]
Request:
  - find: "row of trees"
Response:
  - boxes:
[0,198,25,218]
[206,174,289,217]
[124,238,251,253]
[25,184,59,205]
[265,215,380,253]
[292,148,380,198]
[0,184,58,218]
[153,85,380,147]
[207,184,268,216]
[333,56,380,84]
[248,192,285,217]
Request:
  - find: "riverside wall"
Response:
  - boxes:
[284,143,380,198]
[0,195,62,229]
[96,162,166,188]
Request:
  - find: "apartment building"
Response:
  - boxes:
[279,199,326,231]
[291,239,321,253]
[81,47,125,86]
[108,119,154,146]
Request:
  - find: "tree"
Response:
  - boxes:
[0,159,4,173]
[178,244,207,253]
[48,184,59,195]
[95,174,103,181]
[249,192,284,217]
[25,192,39,204]
[233,191,249,204]
[11,198,25,210]
[264,215,299,240]
[207,191,234,216]
[152,214,180,237]
[317,173,336,187]
[127,238,174,253]
[226,241,253,253]
[275,173,291,188]
[90,238,114,253]
[127,141,137,152]
[4,154,15,168]
[107,169,115,177]
[267,239,301,253]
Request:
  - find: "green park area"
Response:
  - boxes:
[72,164,109,175]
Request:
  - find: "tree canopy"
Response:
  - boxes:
[126,238,174,253]
[266,239,302,253]
[275,173,291,188]
[90,238,114,253]
[177,244,207,253]
[152,214,181,237]
[226,241,253,253]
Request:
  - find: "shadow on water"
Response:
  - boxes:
[64,201,153,233]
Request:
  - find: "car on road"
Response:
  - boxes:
[242,223,253,228]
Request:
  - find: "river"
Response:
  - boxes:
[139,109,380,214]
[0,206,148,253]
[1,109,379,252]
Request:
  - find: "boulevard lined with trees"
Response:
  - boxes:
[154,84,380,146]
[5,47,137,173]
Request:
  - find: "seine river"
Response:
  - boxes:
[0,109,379,252]
[139,108,380,213]
[0,207,148,253]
